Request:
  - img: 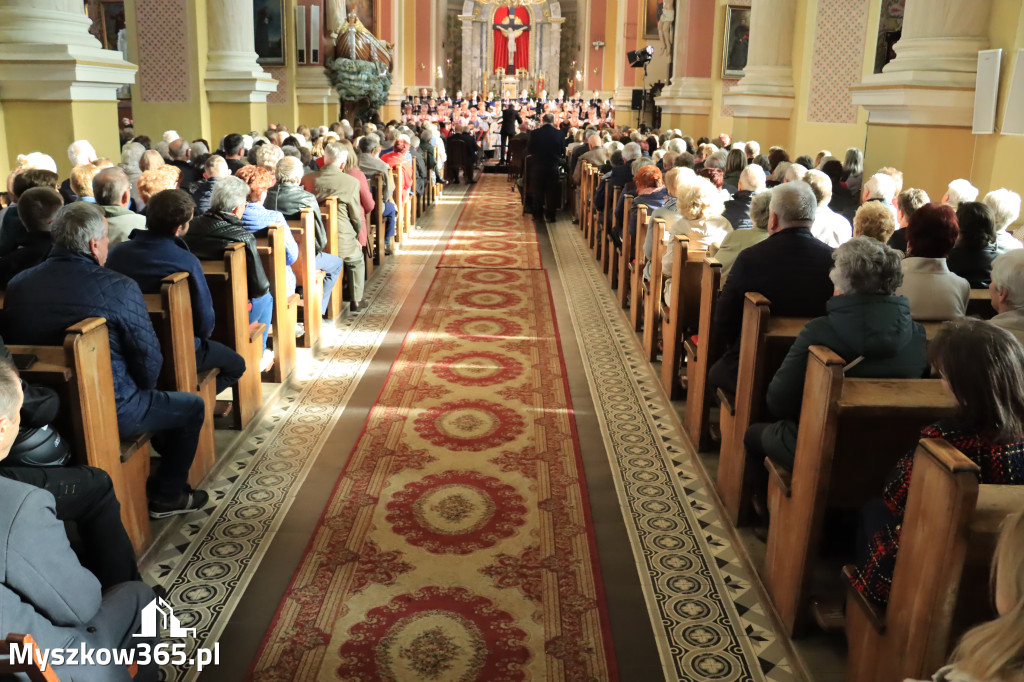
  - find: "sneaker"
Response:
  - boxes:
[149,488,209,519]
[260,349,274,372]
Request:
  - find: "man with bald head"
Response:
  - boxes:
[168,138,202,192]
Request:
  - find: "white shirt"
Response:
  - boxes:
[812,205,852,247]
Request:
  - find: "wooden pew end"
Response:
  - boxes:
[717,389,736,417]
[765,459,793,498]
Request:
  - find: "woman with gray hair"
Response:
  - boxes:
[714,188,772,282]
[742,236,929,520]
[119,141,145,206]
[989,249,1024,345]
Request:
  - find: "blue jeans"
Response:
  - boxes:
[249,292,273,351]
[383,200,397,242]
[195,337,246,393]
[315,251,344,314]
[118,390,205,500]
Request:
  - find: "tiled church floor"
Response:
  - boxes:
[142,180,845,681]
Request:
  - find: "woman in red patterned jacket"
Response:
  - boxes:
[849,318,1024,605]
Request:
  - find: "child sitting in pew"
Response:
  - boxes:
[849,319,1024,606]
[909,509,1024,682]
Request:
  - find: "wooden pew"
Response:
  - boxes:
[582,164,596,244]
[967,288,995,319]
[844,438,1024,682]
[142,273,219,488]
[600,185,621,270]
[200,243,264,429]
[8,319,151,552]
[286,210,324,353]
[716,294,809,525]
[604,190,627,281]
[256,225,298,384]
[631,206,651,332]
[684,258,723,451]
[660,235,708,400]
[642,217,669,360]
[319,196,346,319]
[616,196,637,308]
[763,345,959,636]
[370,173,385,265]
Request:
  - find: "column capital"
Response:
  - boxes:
[0,36,135,102]
[295,67,336,105]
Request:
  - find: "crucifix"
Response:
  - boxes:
[493,15,529,75]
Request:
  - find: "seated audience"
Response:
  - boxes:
[0,356,158,682]
[184,176,275,370]
[264,157,345,316]
[628,165,668,239]
[301,142,367,308]
[137,164,181,212]
[989,249,1024,345]
[0,187,61,288]
[722,165,766,231]
[356,134,398,254]
[707,181,834,397]
[94,167,146,245]
[381,135,416,202]
[983,188,1024,253]
[715,189,772,283]
[942,178,979,210]
[2,202,208,517]
[896,203,970,320]
[843,147,864,195]
[860,172,897,217]
[192,154,230,213]
[805,169,852,247]
[107,189,246,395]
[666,175,731,264]
[337,138,372,247]
[595,143,640,226]
[948,201,999,288]
[821,159,857,223]
[887,187,930,253]
[61,139,98,203]
[848,318,1024,605]
[69,162,107,204]
[168,138,203,192]
[852,201,896,244]
[722,148,747,194]
[221,133,249,174]
[120,141,146,206]
[745,238,927,486]
[0,168,59,257]
[236,164,299,296]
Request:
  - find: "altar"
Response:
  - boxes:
[457,0,564,97]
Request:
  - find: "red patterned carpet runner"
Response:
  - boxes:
[250,175,616,681]
[436,178,542,270]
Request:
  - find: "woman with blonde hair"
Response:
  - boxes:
[925,509,1024,682]
[663,175,731,272]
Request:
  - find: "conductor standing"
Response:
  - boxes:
[526,112,566,223]
[499,103,522,164]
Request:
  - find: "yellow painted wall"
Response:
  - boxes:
[661,112,712,135]
[209,102,268,143]
[602,0,620,94]
[125,0,212,143]
[3,100,121,177]
[268,0,299,128]
[707,0,734,138]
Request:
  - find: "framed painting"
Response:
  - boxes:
[722,5,751,79]
[642,0,661,39]
[254,0,285,65]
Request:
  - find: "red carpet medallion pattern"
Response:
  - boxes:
[250,176,616,681]
[435,178,542,270]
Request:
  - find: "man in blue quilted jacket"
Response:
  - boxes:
[1,202,208,518]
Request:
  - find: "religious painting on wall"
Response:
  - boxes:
[254,0,285,65]
[722,5,750,78]
[492,7,530,76]
[641,0,661,39]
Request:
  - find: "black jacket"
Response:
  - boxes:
[0,233,53,289]
[170,160,202,194]
[594,163,632,215]
[500,108,522,135]
[264,183,327,253]
[947,241,998,288]
[526,123,566,168]
[713,227,835,350]
[191,177,219,214]
[184,210,271,299]
[722,190,756,231]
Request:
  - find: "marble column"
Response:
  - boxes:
[656,0,716,129]
[459,15,475,96]
[852,0,993,126]
[723,0,797,120]
[545,17,565,97]
[0,0,136,173]
[206,0,278,102]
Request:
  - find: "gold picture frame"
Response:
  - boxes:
[722,5,751,79]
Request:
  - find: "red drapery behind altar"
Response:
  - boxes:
[493,7,530,73]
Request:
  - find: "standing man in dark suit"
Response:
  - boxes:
[526,113,566,223]
[499,103,522,164]
[707,181,835,399]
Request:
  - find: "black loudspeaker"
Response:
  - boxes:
[631,89,643,111]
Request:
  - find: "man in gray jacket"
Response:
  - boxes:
[0,357,158,680]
